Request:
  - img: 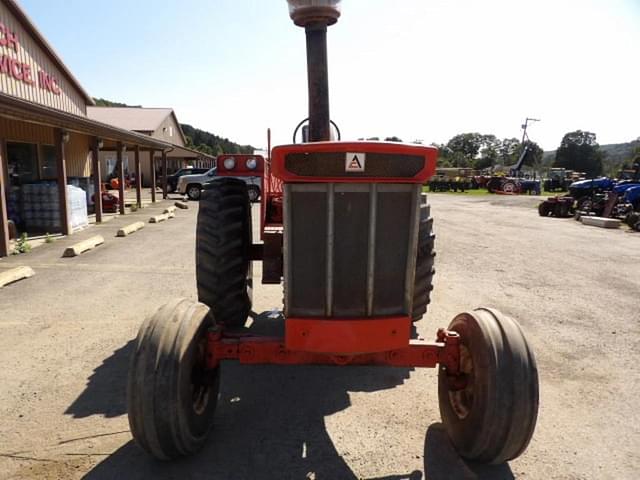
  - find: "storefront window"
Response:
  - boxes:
[106,155,129,179]
[40,145,57,179]
[7,142,38,185]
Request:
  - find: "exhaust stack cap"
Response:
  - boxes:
[287,0,341,27]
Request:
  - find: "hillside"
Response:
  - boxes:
[91,98,254,156]
[93,97,141,108]
[543,139,639,175]
[180,124,254,156]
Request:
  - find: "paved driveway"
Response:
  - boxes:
[0,194,638,479]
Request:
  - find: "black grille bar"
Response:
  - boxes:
[285,152,425,178]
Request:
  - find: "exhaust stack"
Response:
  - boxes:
[287,1,341,142]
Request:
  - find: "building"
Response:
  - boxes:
[87,106,213,187]
[0,0,211,257]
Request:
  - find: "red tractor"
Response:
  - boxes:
[127,0,538,466]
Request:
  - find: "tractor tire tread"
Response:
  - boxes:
[127,298,218,460]
[412,194,436,322]
[196,178,252,327]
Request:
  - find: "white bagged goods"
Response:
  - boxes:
[21,184,88,232]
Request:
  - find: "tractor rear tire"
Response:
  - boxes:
[412,193,435,322]
[502,180,517,194]
[538,202,550,217]
[486,178,502,193]
[127,298,219,460]
[626,212,640,231]
[196,178,252,328]
[438,308,538,464]
[576,196,593,213]
[552,201,569,218]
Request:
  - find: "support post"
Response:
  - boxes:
[0,139,10,257]
[135,145,142,208]
[162,150,168,199]
[91,137,102,223]
[117,142,125,215]
[150,150,156,203]
[55,129,71,235]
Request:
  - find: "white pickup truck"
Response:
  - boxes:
[176,167,262,201]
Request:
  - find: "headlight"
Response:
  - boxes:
[246,158,257,170]
[223,157,236,170]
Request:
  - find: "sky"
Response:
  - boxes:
[18,0,640,151]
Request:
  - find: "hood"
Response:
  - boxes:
[569,177,614,190]
[613,182,640,194]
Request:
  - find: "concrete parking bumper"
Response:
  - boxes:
[117,221,145,237]
[0,266,35,287]
[62,235,105,257]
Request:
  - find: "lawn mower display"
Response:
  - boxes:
[126,0,539,466]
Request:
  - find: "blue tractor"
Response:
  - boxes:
[539,159,640,224]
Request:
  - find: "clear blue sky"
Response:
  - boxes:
[18,0,640,151]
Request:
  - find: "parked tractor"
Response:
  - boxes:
[428,168,475,192]
[126,1,539,466]
[540,159,640,220]
[486,118,541,195]
[543,168,572,192]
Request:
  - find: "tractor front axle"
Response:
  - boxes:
[205,327,461,371]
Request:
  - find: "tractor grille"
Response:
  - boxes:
[284,152,425,178]
[284,183,421,318]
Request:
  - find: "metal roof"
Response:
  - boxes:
[86,107,174,133]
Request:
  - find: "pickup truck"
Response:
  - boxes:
[158,167,209,193]
[176,167,262,201]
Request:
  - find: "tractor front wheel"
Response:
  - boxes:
[127,298,219,460]
[438,307,538,464]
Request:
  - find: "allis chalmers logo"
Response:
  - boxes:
[345,152,365,172]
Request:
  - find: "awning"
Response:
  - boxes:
[0,92,171,150]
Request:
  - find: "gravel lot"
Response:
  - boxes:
[0,193,638,480]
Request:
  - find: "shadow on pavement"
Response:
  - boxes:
[423,423,514,480]
[71,311,513,479]
[65,340,135,418]
[83,362,417,480]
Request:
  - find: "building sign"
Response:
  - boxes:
[0,22,60,95]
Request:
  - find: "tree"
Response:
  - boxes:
[181,124,255,155]
[196,144,214,155]
[524,141,544,167]
[476,134,500,169]
[92,97,141,108]
[473,156,494,170]
[553,130,603,177]
[498,137,521,165]
[384,136,403,142]
[446,133,484,164]
[442,133,501,169]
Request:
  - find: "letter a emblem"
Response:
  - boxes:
[345,152,365,172]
